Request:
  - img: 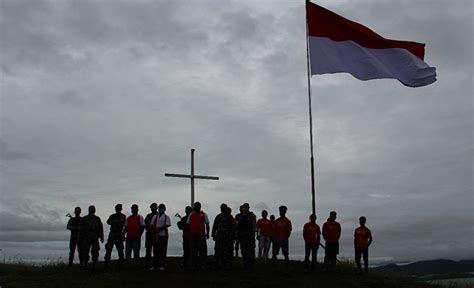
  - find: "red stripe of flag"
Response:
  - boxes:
[306,1,425,60]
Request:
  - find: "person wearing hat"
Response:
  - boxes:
[104,204,126,267]
[67,206,83,267]
[144,203,159,268]
[235,203,257,270]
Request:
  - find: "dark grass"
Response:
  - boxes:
[0,257,438,288]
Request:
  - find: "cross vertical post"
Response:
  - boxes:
[165,149,219,207]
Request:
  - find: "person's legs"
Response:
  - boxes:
[198,235,207,268]
[281,240,289,270]
[104,235,113,263]
[363,247,369,274]
[182,236,190,266]
[68,237,77,266]
[355,247,362,274]
[304,242,311,269]
[116,237,125,265]
[263,236,271,260]
[125,238,132,260]
[82,238,91,266]
[91,239,100,266]
[145,234,153,267]
[257,236,263,259]
[311,245,318,271]
[190,235,199,269]
[133,238,141,261]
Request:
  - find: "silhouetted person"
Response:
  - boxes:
[187,201,210,270]
[212,204,235,270]
[272,205,292,271]
[104,204,126,267]
[177,205,193,267]
[235,203,257,270]
[123,204,145,263]
[257,210,272,260]
[80,205,104,268]
[269,214,276,255]
[354,216,372,274]
[150,203,171,271]
[67,206,82,267]
[144,203,158,268]
[323,211,341,272]
[234,205,243,258]
[303,214,321,272]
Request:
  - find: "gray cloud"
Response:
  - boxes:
[0,0,472,263]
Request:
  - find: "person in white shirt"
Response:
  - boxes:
[150,203,171,271]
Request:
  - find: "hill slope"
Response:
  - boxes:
[0,257,437,288]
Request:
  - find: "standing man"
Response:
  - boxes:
[322,211,341,272]
[354,216,372,274]
[211,203,235,270]
[104,204,126,267]
[257,210,272,260]
[66,207,82,267]
[272,205,292,271]
[177,206,192,267]
[150,203,171,271]
[235,203,257,270]
[303,214,321,272]
[186,202,210,270]
[144,203,158,268]
[123,204,145,263]
[80,205,104,268]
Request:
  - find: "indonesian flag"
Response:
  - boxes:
[306,1,437,87]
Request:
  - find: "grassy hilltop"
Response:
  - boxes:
[0,257,438,288]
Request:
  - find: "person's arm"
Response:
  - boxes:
[67,219,73,231]
[337,223,341,240]
[367,229,373,247]
[139,215,145,235]
[322,223,327,241]
[303,224,308,241]
[205,213,210,239]
[287,220,292,239]
[211,215,217,239]
[99,218,104,243]
[354,229,357,246]
[123,217,129,236]
[316,226,321,244]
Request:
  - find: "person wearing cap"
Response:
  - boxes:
[79,205,104,268]
[144,203,158,268]
[235,203,257,270]
[104,204,126,267]
[186,201,210,270]
[123,204,145,263]
[67,206,83,267]
[272,205,292,271]
[150,203,171,271]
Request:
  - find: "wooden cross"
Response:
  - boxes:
[165,149,219,206]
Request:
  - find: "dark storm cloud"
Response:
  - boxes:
[0,0,472,263]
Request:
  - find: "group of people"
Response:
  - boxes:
[67,202,373,274]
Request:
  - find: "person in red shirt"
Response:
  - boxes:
[354,216,372,274]
[303,214,321,272]
[186,201,210,270]
[322,211,341,272]
[271,205,292,271]
[123,204,145,264]
[257,210,272,260]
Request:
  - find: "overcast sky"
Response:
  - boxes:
[0,0,473,264]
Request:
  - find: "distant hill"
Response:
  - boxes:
[375,259,474,276]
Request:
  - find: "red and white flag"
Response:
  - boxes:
[306,1,437,87]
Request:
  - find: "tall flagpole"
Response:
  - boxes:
[305,0,316,216]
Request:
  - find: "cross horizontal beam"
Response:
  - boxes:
[165,173,219,180]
